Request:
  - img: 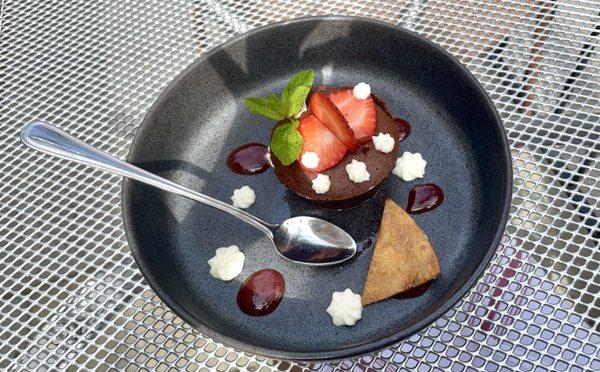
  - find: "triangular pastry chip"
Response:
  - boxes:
[362,199,440,305]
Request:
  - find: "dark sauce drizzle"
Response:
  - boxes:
[395,118,412,142]
[392,282,432,300]
[357,238,373,254]
[237,269,285,316]
[371,94,412,142]
[226,143,270,175]
[407,184,444,214]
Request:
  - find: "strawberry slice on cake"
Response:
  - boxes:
[327,89,376,143]
[297,114,347,172]
[308,92,359,153]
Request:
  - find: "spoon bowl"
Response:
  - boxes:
[274,216,356,265]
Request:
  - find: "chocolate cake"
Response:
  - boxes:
[271,87,400,209]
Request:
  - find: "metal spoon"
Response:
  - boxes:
[20,121,357,266]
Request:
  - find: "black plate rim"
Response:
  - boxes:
[121,15,513,361]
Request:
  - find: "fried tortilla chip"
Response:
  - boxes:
[362,199,440,305]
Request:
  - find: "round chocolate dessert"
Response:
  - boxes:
[272,86,400,209]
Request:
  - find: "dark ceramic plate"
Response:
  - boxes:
[122,16,511,361]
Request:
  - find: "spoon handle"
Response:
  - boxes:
[20,121,276,237]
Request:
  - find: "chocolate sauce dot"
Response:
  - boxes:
[227,143,269,175]
[406,184,444,214]
[392,282,432,300]
[237,269,285,316]
[395,118,412,142]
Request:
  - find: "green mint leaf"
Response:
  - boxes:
[245,94,286,121]
[281,69,314,117]
[269,120,303,165]
[285,86,310,117]
[282,70,314,97]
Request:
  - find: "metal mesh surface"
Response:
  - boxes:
[1,0,599,371]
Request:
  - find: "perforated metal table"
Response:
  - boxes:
[1,1,598,371]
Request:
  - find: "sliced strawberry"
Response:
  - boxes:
[308,93,358,152]
[297,114,347,172]
[327,89,376,142]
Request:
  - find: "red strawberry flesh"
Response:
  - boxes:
[327,89,376,142]
[308,93,358,152]
[297,114,347,172]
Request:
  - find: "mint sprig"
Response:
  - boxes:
[244,69,314,165]
[245,94,287,121]
[269,120,303,166]
[280,69,314,117]
[283,85,310,118]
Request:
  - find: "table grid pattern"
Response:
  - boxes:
[0,1,598,371]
